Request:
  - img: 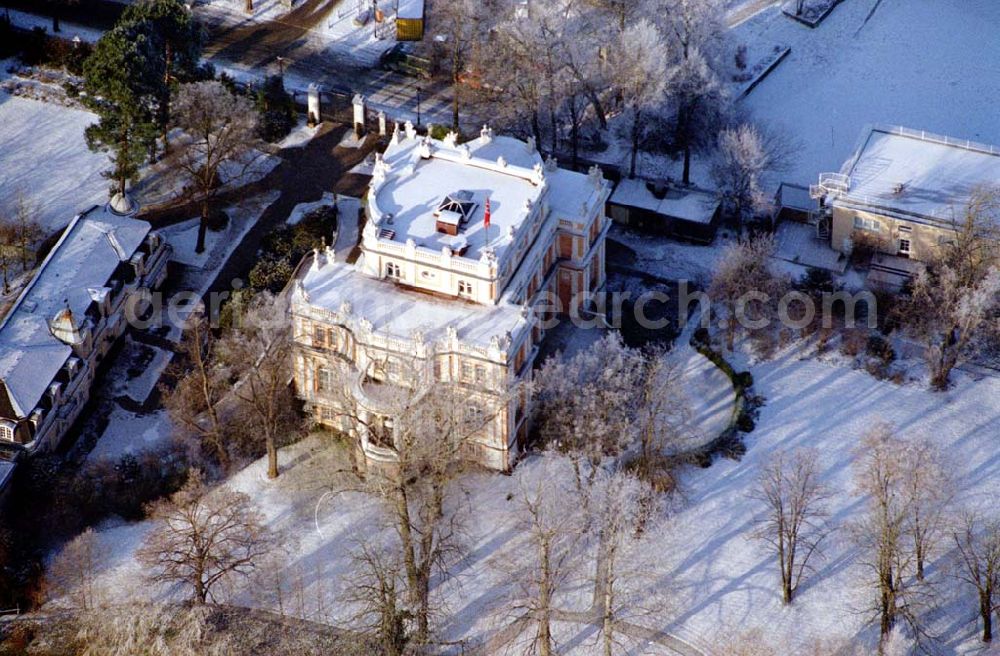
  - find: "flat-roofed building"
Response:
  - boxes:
[812,125,1000,273]
[290,125,612,471]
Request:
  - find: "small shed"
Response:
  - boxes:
[773,182,819,223]
[608,179,721,243]
[396,0,425,40]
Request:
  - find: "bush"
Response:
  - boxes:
[429,124,450,140]
[255,75,295,142]
[865,333,895,365]
[206,208,229,232]
[734,371,754,389]
[248,254,294,293]
[797,267,838,296]
[839,327,867,357]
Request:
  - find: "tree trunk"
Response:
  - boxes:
[629,108,640,179]
[981,590,993,642]
[452,67,460,132]
[266,432,278,479]
[538,537,553,656]
[569,96,580,169]
[162,43,173,155]
[52,12,60,33]
[245,0,254,14]
[683,145,692,186]
[196,199,209,254]
[531,111,542,158]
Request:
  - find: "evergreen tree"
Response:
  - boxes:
[83,23,163,196]
[119,0,205,154]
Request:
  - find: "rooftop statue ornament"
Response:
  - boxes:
[459,144,471,159]
[480,124,493,144]
[391,122,402,145]
[496,155,508,168]
[404,120,416,139]
[531,162,545,185]
[525,136,537,154]
[359,317,373,333]
[443,131,459,147]
[544,155,558,172]
[339,301,352,316]
[588,164,604,189]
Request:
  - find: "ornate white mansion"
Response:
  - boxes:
[291,125,612,471]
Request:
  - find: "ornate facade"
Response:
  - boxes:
[290,126,612,471]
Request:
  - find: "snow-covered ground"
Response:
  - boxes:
[0,88,108,233]
[73,344,1000,653]
[4,9,104,43]
[737,0,1000,188]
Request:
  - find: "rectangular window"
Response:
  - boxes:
[457,280,473,298]
[0,423,14,442]
[898,239,911,256]
[319,406,336,422]
[327,328,338,350]
[316,367,334,392]
[313,325,326,347]
[853,216,883,233]
[460,361,473,383]
[433,359,443,380]
[474,365,487,384]
[385,262,402,280]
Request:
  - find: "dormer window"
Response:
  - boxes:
[0,421,14,442]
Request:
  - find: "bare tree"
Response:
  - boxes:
[170,80,260,253]
[590,468,659,656]
[708,235,788,351]
[321,354,502,645]
[952,513,1000,643]
[11,191,42,272]
[48,528,102,610]
[712,123,776,232]
[162,310,234,471]
[506,459,585,656]
[900,188,1000,389]
[852,423,928,648]
[750,448,830,604]
[345,541,411,656]
[219,291,300,480]
[436,0,487,131]
[138,470,281,604]
[631,349,696,495]
[0,217,16,296]
[898,439,952,581]
[533,333,646,493]
[610,19,669,178]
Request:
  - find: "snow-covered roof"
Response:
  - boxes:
[373,133,547,263]
[397,0,424,20]
[610,179,720,225]
[837,125,1000,226]
[0,206,151,418]
[298,259,527,349]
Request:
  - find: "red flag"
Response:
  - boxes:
[484,196,491,228]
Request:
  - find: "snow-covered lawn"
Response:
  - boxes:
[738,0,1000,188]
[74,341,1000,653]
[0,92,107,233]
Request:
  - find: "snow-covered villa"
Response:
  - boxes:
[809,125,1000,283]
[290,124,612,472]
[0,196,170,474]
